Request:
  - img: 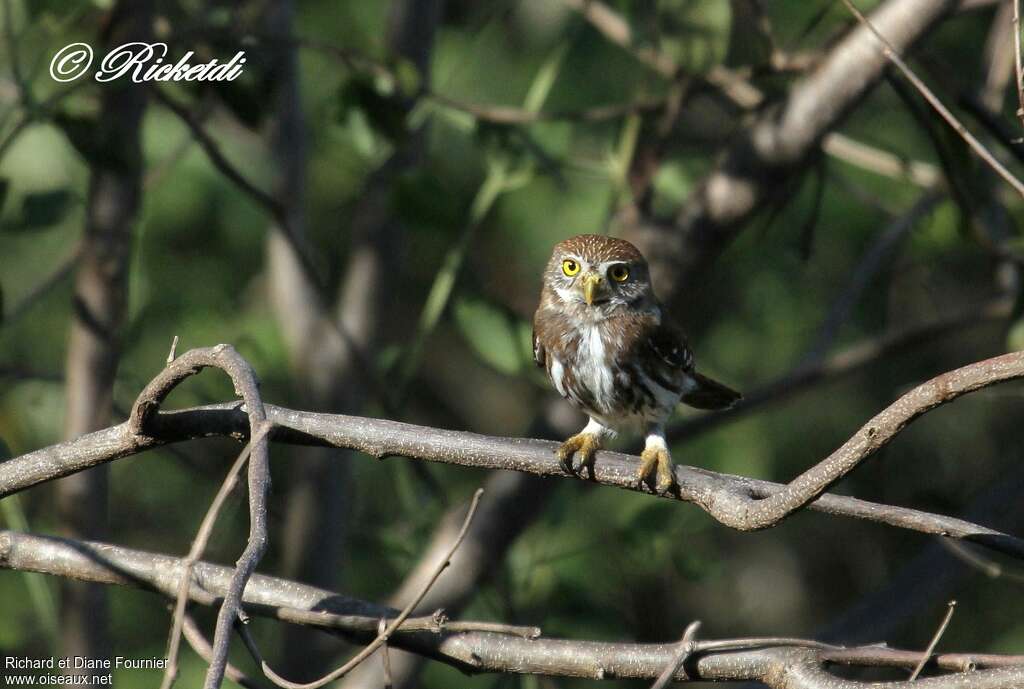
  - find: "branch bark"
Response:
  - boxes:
[621,0,963,308]
[127,344,272,689]
[2,530,1022,687]
[5,348,1024,561]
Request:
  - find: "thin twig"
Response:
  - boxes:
[941,539,1024,584]
[379,618,393,689]
[841,0,1024,197]
[125,345,273,689]
[1014,0,1024,129]
[822,133,941,188]
[160,421,273,689]
[668,296,1013,443]
[166,335,179,365]
[801,190,944,363]
[4,242,83,324]
[909,600,957,680]
[151,88,323,291]
[181,613,267,689]
[238,488,486,689]
[650,620,701,688]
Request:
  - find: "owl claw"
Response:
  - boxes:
[556,433,602,475]
[637,446,677,494]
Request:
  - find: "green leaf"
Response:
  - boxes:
[0,177,9,214]
[18,189,72,230]
[655,0,731,73]
[391,57,422,98]
[453,298,524,375]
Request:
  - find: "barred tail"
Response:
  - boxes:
[681,372,742,410]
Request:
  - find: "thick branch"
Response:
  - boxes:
[2,531,1022,687]
[625,0,962,305]
[4,349,1024,561]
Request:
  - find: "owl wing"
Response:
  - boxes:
[532,306,548,369]
[532,327,546,368]
[649,320,741,411]
[647,320,694,372]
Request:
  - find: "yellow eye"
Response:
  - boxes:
[609,264,629,282]
[562,259,580,277]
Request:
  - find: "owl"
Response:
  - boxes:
[532,234,741,493]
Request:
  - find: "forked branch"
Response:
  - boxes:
[1,531,1022,687]
[4,348,1024,561]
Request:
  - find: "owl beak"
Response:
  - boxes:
[581,272,603,306]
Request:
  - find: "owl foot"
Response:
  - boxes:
[556,433,602,475]
[637,446,677,494]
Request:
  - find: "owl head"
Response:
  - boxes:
[543,234,655,316]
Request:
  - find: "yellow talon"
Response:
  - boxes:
[556,433,602,474]
[637,446,677,494]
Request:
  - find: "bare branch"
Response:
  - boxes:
[703,350,1024,531]
[236,489,485,689]
[161,421,273,689]
[617,0,965,307]
[650,621,701,688]
[2,531,1022,687]
[181,614,267,689]
[840,0,1024,196]
[5,346,1024,561]
[911,601,958,680]
[123,344,272,689]
[1014,0,1024,130]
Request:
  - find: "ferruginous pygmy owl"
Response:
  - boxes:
[533,234,741,493]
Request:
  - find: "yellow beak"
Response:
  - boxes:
[581,272,602,306]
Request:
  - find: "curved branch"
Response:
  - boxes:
[126,344,272,689]
[3,349,1024,561]
[1,531,1022,687]
[715,350,1024,531]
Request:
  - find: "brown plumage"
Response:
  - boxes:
[533,234,740,492]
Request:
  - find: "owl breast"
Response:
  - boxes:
[546,321,689,430]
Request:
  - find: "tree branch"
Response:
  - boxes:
[4,347,1024,561]
[2,531,1022,687]
[126,344,272,689]
[840,0,1024,196]
[618,0,964,307]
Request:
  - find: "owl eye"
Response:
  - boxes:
[562,259,580,277]
[609,264,630,282]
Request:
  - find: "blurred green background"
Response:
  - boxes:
[2,0,1024,687]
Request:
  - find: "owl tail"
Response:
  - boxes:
[682,372,742,410]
